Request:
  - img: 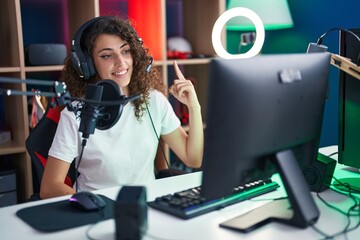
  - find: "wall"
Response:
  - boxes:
[227,0,360,147]
[19,0,360,147]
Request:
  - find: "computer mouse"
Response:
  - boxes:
[69,191,106,211]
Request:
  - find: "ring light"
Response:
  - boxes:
[212,7,265,59]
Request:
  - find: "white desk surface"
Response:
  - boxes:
[1,145,359,240]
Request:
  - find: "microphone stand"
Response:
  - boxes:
[1,77,142,193]
[1,76,98,194]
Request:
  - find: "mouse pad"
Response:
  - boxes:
[16,194,115,232]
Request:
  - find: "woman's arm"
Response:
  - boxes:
[40,156,76,199]
[164,61,204,168]
[154,138,169,171]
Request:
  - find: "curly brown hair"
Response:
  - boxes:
[62,16,166,120]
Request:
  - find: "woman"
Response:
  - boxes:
[40,16,203,199]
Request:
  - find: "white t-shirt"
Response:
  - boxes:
[48,90,180,191]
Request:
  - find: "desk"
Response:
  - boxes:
[1,146,359,240]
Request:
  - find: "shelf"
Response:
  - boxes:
[155,58,214,67]
[0,67,22,73]
[25,65,64,72]
[0,0,225,204]
[165,58,213,65]
[0,142,26,155]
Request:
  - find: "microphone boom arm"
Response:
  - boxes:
[1,77,139,135]
[0,76,71,106]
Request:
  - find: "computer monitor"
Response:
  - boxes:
[337,28,360,191]
[201,53,331,232]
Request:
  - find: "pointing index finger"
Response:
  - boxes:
[174,61,186,80]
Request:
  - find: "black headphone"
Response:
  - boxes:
[70,16,153,80]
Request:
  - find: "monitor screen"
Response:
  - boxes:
[201,53,331,230]
[338,28,360,191]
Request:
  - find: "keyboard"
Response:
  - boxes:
[148,179,280,219]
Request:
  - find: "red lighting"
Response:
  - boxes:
[128,0,163,60]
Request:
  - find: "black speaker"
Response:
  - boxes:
[115,186,148,240]
[26,44,66,66]
[303,152,336,192]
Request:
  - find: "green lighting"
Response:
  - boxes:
[226,0,293,31]
[227,23,294,31]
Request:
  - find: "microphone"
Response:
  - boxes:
[78,84,104,139]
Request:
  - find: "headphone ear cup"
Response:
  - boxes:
[70,45,95,80]
[84,51,96,79]
[71,16,109,80]
[70,46,85,78]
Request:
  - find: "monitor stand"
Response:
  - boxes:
[220,149,320,232]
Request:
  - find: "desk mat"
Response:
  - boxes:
[16,194,115,232]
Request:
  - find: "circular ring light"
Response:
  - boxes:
[212,7,265,59]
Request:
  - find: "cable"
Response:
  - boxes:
[309,150,360,239]
[128,218,180,240]
[84,209,106,240]
[316,27,360,66]
[311,176,360,239]
[332,176,360,194]
[317,27,360,45]
[74,138,87,193]
[310,224,332,239]
[145,101,173,176]
[317,191,359,217]
[327,151,338,158]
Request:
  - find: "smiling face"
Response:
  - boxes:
[92,33,133,96]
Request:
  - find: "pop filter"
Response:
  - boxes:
[96,80,124,130]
